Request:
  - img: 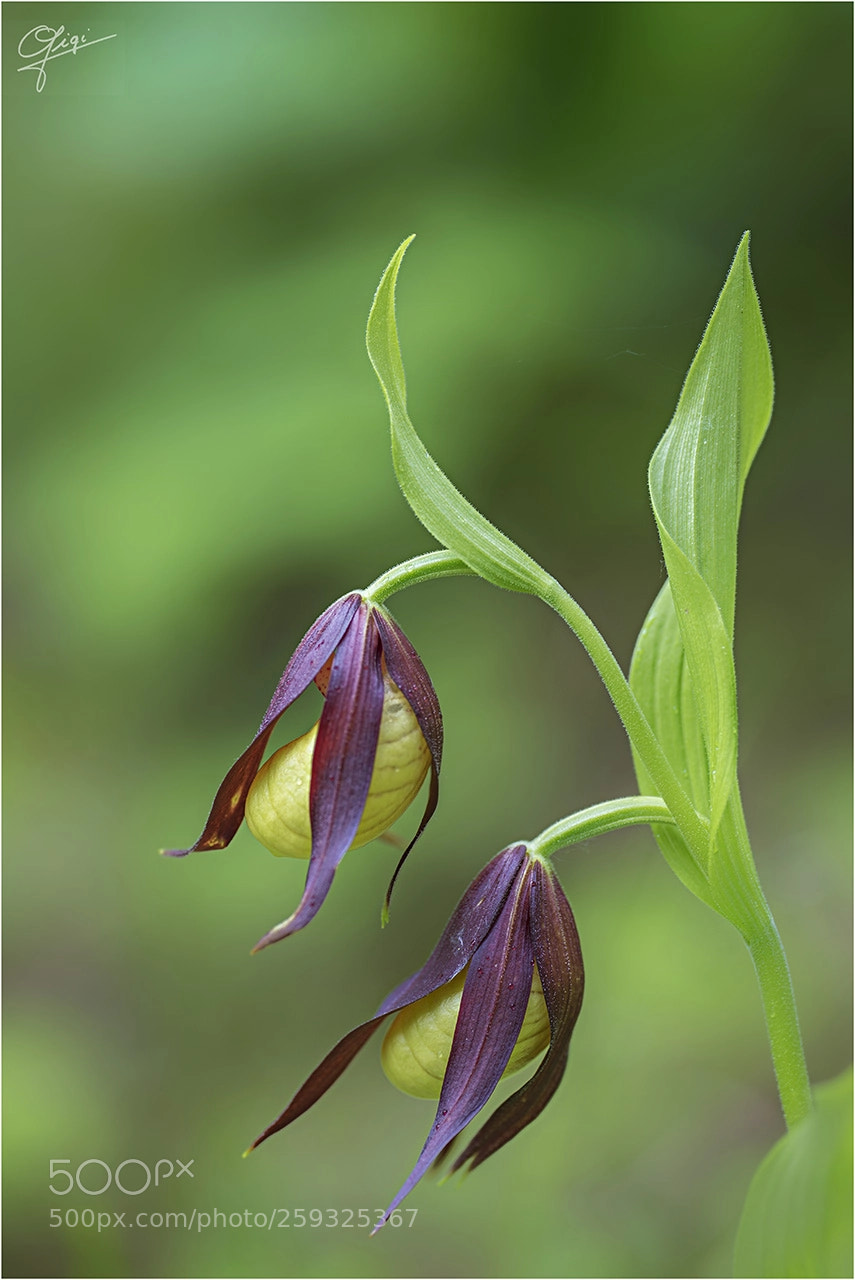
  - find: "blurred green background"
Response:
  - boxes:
[4,3,851,1277]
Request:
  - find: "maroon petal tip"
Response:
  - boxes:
[163,593,362,863]
[250,913,300,953]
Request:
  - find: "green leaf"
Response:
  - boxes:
[648,233,773,837]
[629,583,715,906]
[657,530,738,838]
[734,1069,853,1279]
[649,232,773,637]
[366,237,549,596]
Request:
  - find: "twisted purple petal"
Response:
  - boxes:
[246,1019,385,1151]
[163,594,361,858]
[449,859,585,1173]
[374,856,536,1230]
[247,847,526,1150]
[372,606,444,914]
[252,602,384,948]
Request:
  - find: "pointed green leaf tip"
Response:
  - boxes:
[650,231,773,637]
[366,237,549,596]
[734,1069,853,1278]
[645,233,773,841]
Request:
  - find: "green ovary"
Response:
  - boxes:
[244,671,430,859]
[381,965,550,1100]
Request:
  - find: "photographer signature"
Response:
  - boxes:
[17,25,117,93]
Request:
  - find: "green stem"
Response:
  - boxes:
[366,555,708,867]
[539,576,710,863]
[542,570,810,1124]
[749,926,812,1128]
[364,550,475,604]
[528,796,675,860]
[538,574,811,1126]
[717,790,812,1128]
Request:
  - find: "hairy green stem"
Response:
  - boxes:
[542,574,810,1124]
[364,551,474,604]
[718,789,812,1128]
[539,577,710,862]
[528,796,675,860]
[749,925,812,1128]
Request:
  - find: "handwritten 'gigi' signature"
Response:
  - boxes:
[17,25,117,93]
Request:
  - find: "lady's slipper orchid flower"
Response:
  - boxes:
[165,592,442,948]
[247,844,584,1229]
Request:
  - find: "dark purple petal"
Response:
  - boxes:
[163,593,361,858]
[372,606,444,916]
[450,859,584,1173]
[247,1018,386,1151]
[256,593,362,735]
[247,846,527,1152]
[251,603,384,948]
[376,845,527,1014]
[381,767,439,921]
[374,857,536,1230]
[373,606,443,771]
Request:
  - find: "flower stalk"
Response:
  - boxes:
[364,551,475,604]
[527,796,676,861]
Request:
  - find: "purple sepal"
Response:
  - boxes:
[256,593,362,735]
[372,607,444,914]
[247,847,526,1150]
[163,594,361,858]
[372,607,443,771]
[376,845,527,1013]
[374,857,536,1230]
[251,604,385,949]
[247,1019,385,1150]
[449,861,585,1173]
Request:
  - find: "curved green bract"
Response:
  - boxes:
[734,1069,853,1278]
[366,237,550,597]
